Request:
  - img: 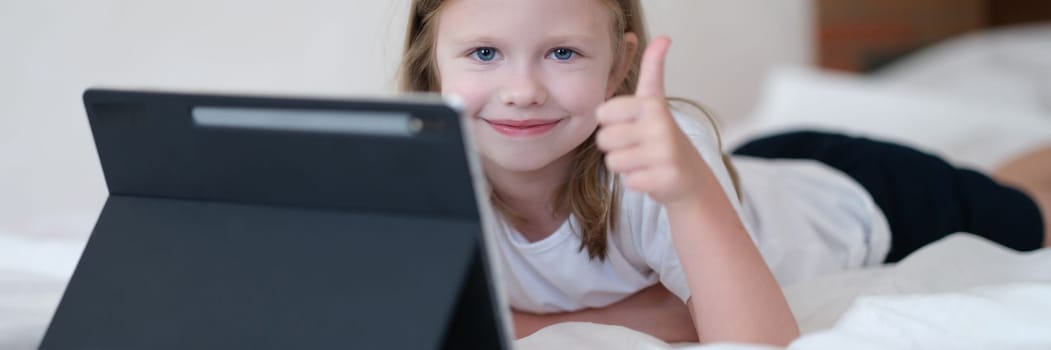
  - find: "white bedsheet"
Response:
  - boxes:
[4,233,1045,349]
[0,232,81,349]
[518,234,1051,350]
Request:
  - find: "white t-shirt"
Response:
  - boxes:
[492,112,891,313]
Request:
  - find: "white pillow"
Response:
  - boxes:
[873,23,1051,116]
[729,67,1051,172]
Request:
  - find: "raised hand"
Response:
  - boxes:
[595,36,713,206]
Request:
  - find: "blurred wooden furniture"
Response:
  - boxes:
[817,0,1051,72]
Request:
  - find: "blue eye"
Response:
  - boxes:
[550,48,576,61]
[472,47,498,62]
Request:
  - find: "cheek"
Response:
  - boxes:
[438,71,489,118]
[548,70,612,116]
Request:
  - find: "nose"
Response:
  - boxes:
[498,65,547,107]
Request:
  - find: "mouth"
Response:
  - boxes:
[483,118,562,137]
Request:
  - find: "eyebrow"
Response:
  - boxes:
[545,34,599,44]
[448,35,505,46]
[448,34,599,47]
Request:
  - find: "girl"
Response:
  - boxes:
[397,0,1051,345]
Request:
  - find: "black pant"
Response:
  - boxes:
[733,131,1045,262]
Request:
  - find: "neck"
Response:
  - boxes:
[484,153,574,237]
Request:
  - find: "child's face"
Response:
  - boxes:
[435,0,623,173]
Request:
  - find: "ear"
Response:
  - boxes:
[606,32,639,98]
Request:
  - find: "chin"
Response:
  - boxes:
[483,150,561,173]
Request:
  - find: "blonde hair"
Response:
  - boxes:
[398,0,737,260]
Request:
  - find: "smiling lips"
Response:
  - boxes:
[484,118,562,137]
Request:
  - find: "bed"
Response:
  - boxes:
[3,3,1051,350]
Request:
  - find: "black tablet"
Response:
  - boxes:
[40,89,511,350]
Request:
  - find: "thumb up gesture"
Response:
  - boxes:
[595,36,715,207]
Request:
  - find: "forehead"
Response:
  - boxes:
[437,0,613,40]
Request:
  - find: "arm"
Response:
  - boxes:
[667,173,798,345]
[512,283,697,342]
[595,36,798,346]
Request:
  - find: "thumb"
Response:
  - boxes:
[635,36,671,98]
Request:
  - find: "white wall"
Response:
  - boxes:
[0,0,812,237]
[646,0,814,125]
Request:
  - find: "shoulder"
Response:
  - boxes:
[670,108,722,154]
[668,108,746,213]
